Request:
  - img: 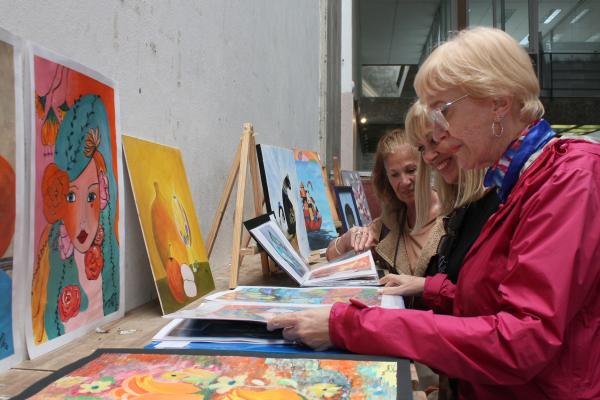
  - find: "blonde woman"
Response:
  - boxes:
[326,128,443,280]
[269,27,600,399]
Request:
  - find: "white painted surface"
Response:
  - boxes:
[340,0,355,169]
[0,0,322,311]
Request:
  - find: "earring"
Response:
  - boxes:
[492,116,504,137]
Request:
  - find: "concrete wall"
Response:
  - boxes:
[0,0,323,310]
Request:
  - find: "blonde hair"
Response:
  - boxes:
[405,101,487,231]
[414,27,544,123]
[372,128,418,214]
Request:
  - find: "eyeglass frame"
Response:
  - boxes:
[428,94,469,131]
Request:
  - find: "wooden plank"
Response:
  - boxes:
[229,125,252,288]
[0,369,52,398]
[206,137,242,256]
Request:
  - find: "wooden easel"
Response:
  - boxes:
[206,123,269,288]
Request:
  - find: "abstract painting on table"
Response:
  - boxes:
[341,170,372,225]
[17,349,403,400]
[256,144,310,258]
[0,27,26,372]
[122,135,214,314]
[171,302,308,323]
[334,186,362,233]
[26,45,125,358]
[206,285,382,307]
[294,149,338,251]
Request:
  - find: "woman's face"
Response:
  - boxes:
[384,144,418,205]
[63,159,101,253]
[417,131,460,184]
[425,88,501,170]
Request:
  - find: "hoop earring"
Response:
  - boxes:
[492,118,504,137]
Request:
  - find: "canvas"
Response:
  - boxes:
[16,348,409,399]
[0,27,26,372]
[294,149,338,251]
[256,144,310,258]
[334,186,362,233]
[341,170,373,225]
[26,45,125,358]
[122,135,214,314]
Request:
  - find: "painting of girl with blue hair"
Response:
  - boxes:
[29,52,122,356]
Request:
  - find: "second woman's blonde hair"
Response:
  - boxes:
[405,101,487,231]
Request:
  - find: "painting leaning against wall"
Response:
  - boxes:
[26,46,124,358]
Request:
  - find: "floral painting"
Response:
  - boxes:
[122,135,214,314]
[27,47,123,358]
[24,351,399,399]
[206,286,382,307]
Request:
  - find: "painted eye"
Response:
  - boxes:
[66,192,76,203]
[87,192,97,202]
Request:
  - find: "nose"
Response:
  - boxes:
[422,147,438,165]
[432,126,449,143]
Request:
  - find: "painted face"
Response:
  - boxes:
[63,158,101,253]
[384,145,418,205]
[417,131,460,184]
[426,88,500,170]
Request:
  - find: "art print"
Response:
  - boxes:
[122,136,214,314]
[294,149,338,251]
[256,222,309,281]
[308,252,373,280]
[256,145,310,258]
[206,286,382,307]
[26,46,124,358]
[334,186,362,233]
[171,302,308,323]
[21,350,401,399]
[341,170,372,225]
[0,27,26,371]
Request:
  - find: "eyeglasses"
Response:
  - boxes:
[428,94,469,131]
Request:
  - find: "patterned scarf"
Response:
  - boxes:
[484,119,557,202]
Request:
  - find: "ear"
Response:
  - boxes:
[492,96,513,120]
[99,171,109,210]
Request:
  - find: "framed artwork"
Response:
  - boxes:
[334,186,362,233]
[256,144,310,258]
[26,44,125,358]
[16,348,411,400]
[294,149,339,251]
[0,27,26,372]
[341,170,373,225]
[122,135,215,314]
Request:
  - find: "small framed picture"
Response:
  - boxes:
[334,186,363,233]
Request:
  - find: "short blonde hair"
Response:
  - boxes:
[414,27,544,122]
[372,128,418,213]
[404,101,487,231]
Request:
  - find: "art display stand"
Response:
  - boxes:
[206,123,269,288]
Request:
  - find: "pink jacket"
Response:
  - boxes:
[330,140,600,399]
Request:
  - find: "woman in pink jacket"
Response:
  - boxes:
[268,27,600,399]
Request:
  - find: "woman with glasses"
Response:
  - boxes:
[379,101,499,299]
[326,128,443,282]
[268,27,600,399]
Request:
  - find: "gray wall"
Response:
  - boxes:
[0,0,323,310]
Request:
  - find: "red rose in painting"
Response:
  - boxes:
[84,244,104,280]
[58,285,81,322]
[93,225,104,246]
[0,155,16,257]
[41,163,69,223]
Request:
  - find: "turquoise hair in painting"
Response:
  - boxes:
[44,94,119,339]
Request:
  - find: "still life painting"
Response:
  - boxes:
[122,135,215,314]
[22,350,400,399]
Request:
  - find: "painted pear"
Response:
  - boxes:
[166,244,186,303]
[150,181,188,269]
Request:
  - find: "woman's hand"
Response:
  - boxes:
[379,274,426,296]
[347,226,378,253]
[266,306,333,351]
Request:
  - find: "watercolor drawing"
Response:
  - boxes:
[257,145,310,258]
[341,170,373,225]
[308,252,374,280]
[25,351,399,399]
[207,286,382,307]
[122,135,214,314]
[28,49,123,357]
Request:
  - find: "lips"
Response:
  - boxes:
[77,230,88,244]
